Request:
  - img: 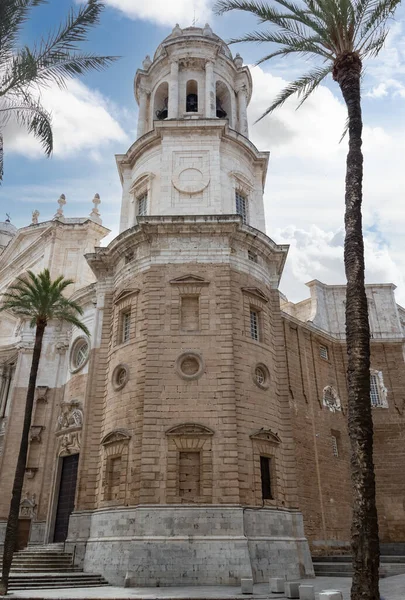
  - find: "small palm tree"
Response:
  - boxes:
[214,0,399,598]
[0,0,118,180]
[0,269,89,594]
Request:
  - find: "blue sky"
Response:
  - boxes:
[1,0,405,304]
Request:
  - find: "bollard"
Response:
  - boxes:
[124,572,131,588]
[241,578,253,594]
[270,577,285,593]
[284,581,300,599]
[299,584,315,600]
[319,591,343,600]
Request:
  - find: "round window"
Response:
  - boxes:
[70,338,90,373]
[175,351,204,381]
[112,364,129,391]
[252,363,270,389]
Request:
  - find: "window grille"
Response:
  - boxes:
[320,345,329,360]
[331,435,339,457]
[370,373,383,407]
[255,367,265,386]
[248,250,258,263]
[250,309,259,341]
[235,191,248,224]
[137,193,147,216]
[122,311,131,343]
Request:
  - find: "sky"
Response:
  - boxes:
[1,0,405,306]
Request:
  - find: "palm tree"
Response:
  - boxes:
[0,0,118,180]
[214,0,399,598]
[0,269,90,594]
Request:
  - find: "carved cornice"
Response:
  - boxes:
[241,287,269,303]
[101,429,131,446]
[250,429,281,444]
[166,423,214,437]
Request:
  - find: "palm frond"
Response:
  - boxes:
[0,95,53,156]
[0,269,89,336]
[255,64,333,121]
[227,30,333,59]
[0,1,46,61]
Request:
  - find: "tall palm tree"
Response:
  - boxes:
[0,269,90,594]
[0,0,118,180]
[214,0,399,598]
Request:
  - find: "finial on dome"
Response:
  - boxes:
[54,194,66,220]
[172,24,182,36]
[203,23,213,37]
[90,193,102,225]
[32,210,40,225]
[234,53,243,69]
[142,55,152,70]
[5,213,10,223]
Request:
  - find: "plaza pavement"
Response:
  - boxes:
[1,575,405,600]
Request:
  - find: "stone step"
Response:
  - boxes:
[312,555,405,563]
[7,573,109,590]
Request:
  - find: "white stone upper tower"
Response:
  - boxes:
[117,25,269,233]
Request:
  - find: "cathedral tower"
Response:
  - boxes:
[63,25,313,585]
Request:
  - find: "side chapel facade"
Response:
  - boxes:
[0,25,404,586]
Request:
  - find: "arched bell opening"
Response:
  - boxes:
[215,80,231,122]
[186,80,198,113]
[153,81,169,120]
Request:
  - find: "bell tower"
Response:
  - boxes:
[117,24,267,233]
[71,24,313,588]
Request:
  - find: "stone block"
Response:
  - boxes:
[299,584,315,600]
[241,578,253,594]
[319,592,343,600]
[285,581,300,599]
[270,577,285,593]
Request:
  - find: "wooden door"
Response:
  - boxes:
[53,454,79,543]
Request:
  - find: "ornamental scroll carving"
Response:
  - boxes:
[56,400,83,456]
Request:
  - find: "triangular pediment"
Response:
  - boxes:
[114,288,140,303]
[101,429,131,446]
[170,274,210,286]
[241,287,269,303]
[0,224,51,266]
[166,423,214,436]
[250,429,281,444]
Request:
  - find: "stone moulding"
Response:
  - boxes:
[241,287,269,303]
[250,429,281,444]
[101,429,131,446]
[165,423,214,436]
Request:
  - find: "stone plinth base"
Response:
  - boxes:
[66,505,314,587]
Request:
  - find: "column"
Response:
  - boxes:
[168,61,179,119]
[136,89,148,139]
[205,60,215,118]
[237,86,249,138]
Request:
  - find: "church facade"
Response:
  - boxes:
[0,26,404,587]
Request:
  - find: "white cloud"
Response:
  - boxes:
[246,65,405,306]
[103,0,211,26]
[277,225,405,307]
[3,79,128,159]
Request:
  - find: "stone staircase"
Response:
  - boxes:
[312,554,405,578]
[2,544,109,590]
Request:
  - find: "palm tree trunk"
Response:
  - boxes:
[0,322,46,595]
[334,53,380,600]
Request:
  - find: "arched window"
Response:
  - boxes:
[370,370,388,407]
[215,80,231,121]
[186,80,198,112]
[153,82,168,120]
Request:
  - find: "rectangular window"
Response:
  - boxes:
[250,309,259,341]
[319,345,329,360]
[179,451,200,498]
[260,456,272,500]
[121,310,131,343]
[181,296,199,331]
[235,191,248,224]
[370,374,382,407]
[107,456,121,501]
[137,193,148,217]
[248,250,258,263]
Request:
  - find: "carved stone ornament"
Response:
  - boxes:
[241,287,269,303]
[19,492,37,518]
[101,429,131,446]
[36,386,49,403]
[56,400,83,455]
[322,386,341,413]
[29,425,44,443]
[25,467,38,479]
[56,400,83,432]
